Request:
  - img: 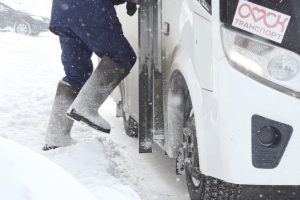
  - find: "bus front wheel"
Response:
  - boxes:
[183,116,205,199]
[183,116,242,199]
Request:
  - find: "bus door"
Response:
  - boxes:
[138,0,164,153]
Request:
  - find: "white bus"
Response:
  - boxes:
[114,0,300,199]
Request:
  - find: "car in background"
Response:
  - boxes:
[0,1,49,36]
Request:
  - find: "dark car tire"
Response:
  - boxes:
[123,111,138,138]
[15,21,31,35]
[184,116,242,200]
[30,32,40,36]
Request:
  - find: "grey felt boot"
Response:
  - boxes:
[43,80,80,150]
[66,56,130,133]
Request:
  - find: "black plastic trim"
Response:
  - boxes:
[202,175,300,199]
[252,115,293,169]
[240,184,300,200]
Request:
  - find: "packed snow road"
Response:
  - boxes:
[0,31,189,199]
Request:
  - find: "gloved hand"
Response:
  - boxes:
[111,0,125,6]
[126,1,137,16]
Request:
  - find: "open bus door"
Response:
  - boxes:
[138,0,164,153]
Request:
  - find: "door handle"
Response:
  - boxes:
[162,22,170,35]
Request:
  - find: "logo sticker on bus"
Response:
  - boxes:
[232,1,291,43]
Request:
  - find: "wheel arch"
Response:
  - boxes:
[165,45,205,159]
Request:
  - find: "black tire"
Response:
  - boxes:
[184,116,242,200]
[15,21,31,35]
[122,111,138,137]
[120,84,138,138]
[184,116,205,199]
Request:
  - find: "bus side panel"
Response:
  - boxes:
[115,4,139,121]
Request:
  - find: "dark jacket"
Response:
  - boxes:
[50,0,129,31]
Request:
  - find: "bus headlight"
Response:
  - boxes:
[221,25,300,96]
[267,56,298,80]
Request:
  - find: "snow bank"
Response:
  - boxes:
[0,137,96,200]
[0,137,139,200]
[41,141,140,200]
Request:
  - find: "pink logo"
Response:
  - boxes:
[238,3,289,32]
[232,1,291,43]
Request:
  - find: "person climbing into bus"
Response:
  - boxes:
[43,0,138,150]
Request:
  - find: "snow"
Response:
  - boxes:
[0,137,97,200]
[0,1,190,199]
[1,0,52,17]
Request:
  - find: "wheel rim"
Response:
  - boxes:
[16,23,28,35]
[184,118,202,188]
[191,177,201,186]
[186,143,201,187]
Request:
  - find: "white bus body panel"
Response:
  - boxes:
[217,57,300,185]
[115,4,139,121]
[193,13,213,91]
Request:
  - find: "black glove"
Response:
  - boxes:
[111,0,125,5]
[126,2,137,16]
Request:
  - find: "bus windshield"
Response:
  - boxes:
[220,0,300,55]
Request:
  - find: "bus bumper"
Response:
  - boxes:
[203,176,300,199]
[214,57,300,185]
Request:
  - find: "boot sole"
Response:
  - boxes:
[43,144,59,151]
[67,109,111,133]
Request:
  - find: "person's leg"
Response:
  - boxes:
[44,80,80,150]
[44,27,93,149]
[71,27,136,71]
[67,27,136,133]
[58,27,94,88]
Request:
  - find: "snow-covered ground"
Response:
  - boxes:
[0,137,97,200]
[0,1,190,200]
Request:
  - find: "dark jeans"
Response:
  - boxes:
[56,26,136,88]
